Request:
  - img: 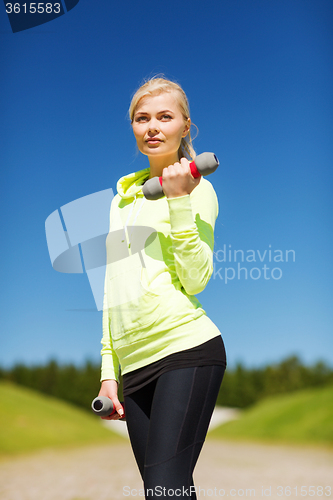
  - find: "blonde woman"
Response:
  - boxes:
[98,77,227,499]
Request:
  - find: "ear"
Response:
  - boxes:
[182,118,191,138]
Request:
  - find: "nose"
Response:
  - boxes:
[148,117,159,134]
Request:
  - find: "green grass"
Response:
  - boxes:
[0,381,124,457]
[210,384,333,447]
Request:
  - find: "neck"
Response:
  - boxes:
[148,152,180,179]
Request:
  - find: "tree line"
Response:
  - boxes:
[1,355,332,411]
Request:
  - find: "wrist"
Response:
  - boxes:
[166,191,189,199]
[101,379,118,386]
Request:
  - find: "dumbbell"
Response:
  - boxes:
[142,152,219,201]
[91,396,126,421]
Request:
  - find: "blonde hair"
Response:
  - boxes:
[129,76,197,161]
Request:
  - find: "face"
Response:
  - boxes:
[132,91,190,160]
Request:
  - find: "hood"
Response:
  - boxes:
[117,167,150,200]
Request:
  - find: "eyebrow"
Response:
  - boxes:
[134,109,175,116]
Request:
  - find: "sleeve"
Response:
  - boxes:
[100,197,120,382]
[100,273,120,382]
[167,178,219,295]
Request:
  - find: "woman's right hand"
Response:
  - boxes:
[98,379,125,420]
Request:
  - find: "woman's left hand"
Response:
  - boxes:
[162,157,201,199]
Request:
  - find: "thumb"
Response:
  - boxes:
[113,399,124,417]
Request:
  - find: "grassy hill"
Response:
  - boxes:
[210,383,333,447]
[0,381,124,457]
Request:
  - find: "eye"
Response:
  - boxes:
[161,114,172,120]
[135,115,148,122]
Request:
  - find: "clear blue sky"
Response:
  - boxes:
[1,0,332,369]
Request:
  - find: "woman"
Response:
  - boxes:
[98,77,227,499]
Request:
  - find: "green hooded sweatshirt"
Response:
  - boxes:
[101,167,222,382]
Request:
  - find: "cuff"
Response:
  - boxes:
[101,354,120,382]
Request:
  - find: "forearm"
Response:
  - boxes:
[167,192,216,295]
[101,290,120,382]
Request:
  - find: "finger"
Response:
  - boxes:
[100,404,124,420]
[180,157,189,167]
[110,409,123,420]
[162,164,176,180]
[115,403,125,418]
[180,157,191,174]
[162,166,169,178]
[109,395,124,418]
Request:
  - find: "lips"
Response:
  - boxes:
[146,137,162,143]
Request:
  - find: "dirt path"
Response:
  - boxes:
[0,439,332,500]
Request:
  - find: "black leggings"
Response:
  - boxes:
[124,365,225,499]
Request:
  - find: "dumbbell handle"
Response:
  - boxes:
[91,396,126,420]
[142,152,219,201]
